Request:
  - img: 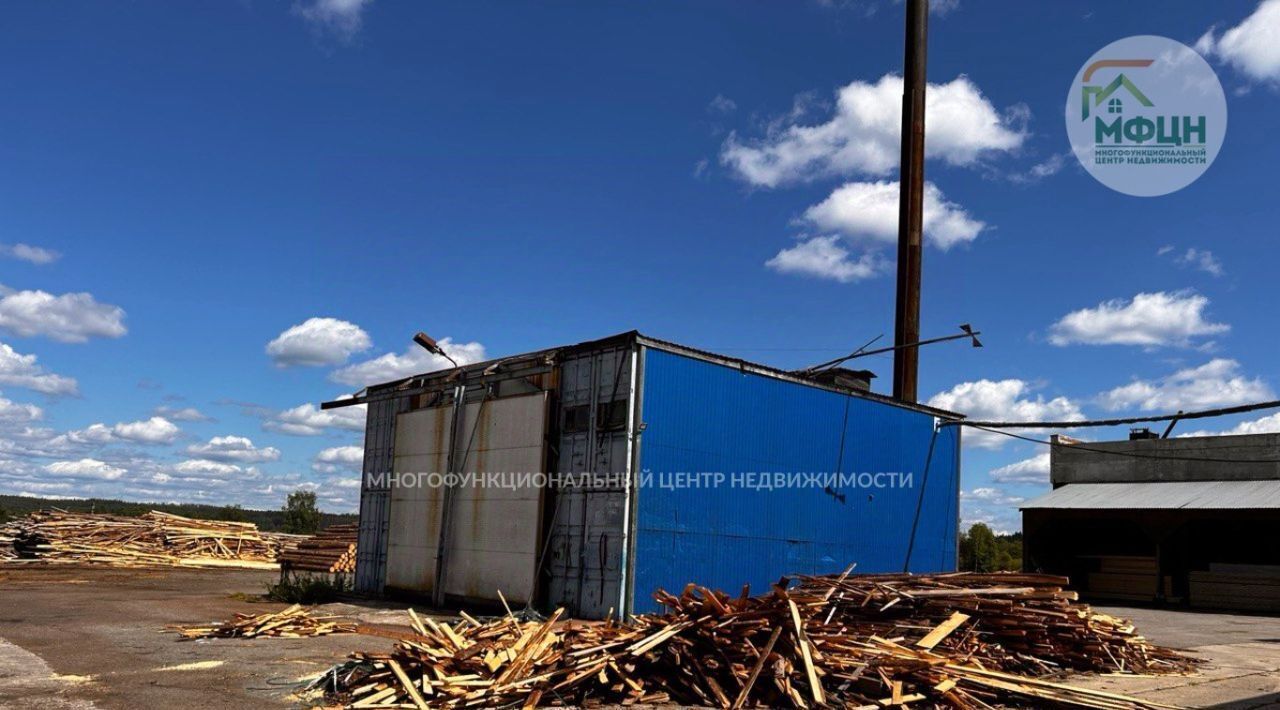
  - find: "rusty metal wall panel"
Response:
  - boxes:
[386,405,450,592]
[355,395,408,594]
[442,392,547,603]
[545,345,635,618]
[385,393,549,603]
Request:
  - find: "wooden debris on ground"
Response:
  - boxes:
[278,523,358,574]
[170,603,356,640]
[0,509,301,569]
[323,571,1197,709]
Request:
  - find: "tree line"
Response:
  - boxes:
[957,523,1022,572]
[0,492,355,534]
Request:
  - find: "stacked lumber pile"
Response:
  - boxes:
[325,571,1195,709]
[278,523,358,574]
[1190,563,1280,612]
[0,509,286,569]
[171,603,356,639]
[1085,556,1159,603]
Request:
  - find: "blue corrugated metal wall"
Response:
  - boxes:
[631,348,959,612]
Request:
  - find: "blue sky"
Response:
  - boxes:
[1,0,1278,527]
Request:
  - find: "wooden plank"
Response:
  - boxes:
[915,611,970,650]
[788,599,824,706]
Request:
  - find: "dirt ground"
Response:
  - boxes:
[0,565,1278,709]
[0,565,407,709]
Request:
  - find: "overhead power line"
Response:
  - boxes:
[941,399,1280,430]
[966,425,1280,465]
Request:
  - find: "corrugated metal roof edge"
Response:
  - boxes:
[1020,480,1280,511]
[324,329,964,420]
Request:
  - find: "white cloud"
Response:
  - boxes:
[927,379,1084,449]
[266,401,366,436]
[1162,247,1224,277]
[0,342,78,395]
[707,95,737,114]
[962,486,1025,506]
[1197,0,1280,84]
[331,338,486,387]
[1048,292,1229,347]
[960,486,1024,534]
[171,459,259,481]
[0,286,126,343]
[44,458,126,481]
[1182,411,1280,438]
[48,416,181,450]
[802,180,985,249]
[266,317,372,367]
[113,416,181,444]
[0,394,43,423]
[1099,359,1272,412]
[765,236,885,282]
[989,452,1051,484]
[0,244,60,265]
[1006,152,1068,184]
[185,435,281,463]
[154,406,212,422]
[721,74,1026,187]
[293,0,373,40]
[313,445,363,473]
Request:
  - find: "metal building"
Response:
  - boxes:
[328,331,962,618]
[1022,431,1280,612]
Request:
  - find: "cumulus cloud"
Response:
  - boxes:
[266,317,372,367]
[0,244,60,265]
[313,445,363,473]
[50,416,181,450]
[45,458,126,481]
[960,486,1024,533]
[331,338,487,387]
[266,401,367,436]
[0,342,78,395]
[962,486,1025,506]
[1182,411,1280,438]
[1048,292,1229,347]
[1099,359,1273,412]
[172,459,243,477]
[154,406,213,422]
[293,0,374,40]
[721,74,1026,187]
[115,417,181,444]
[927,379,1084,449]
[765,236,885,282]
[0,393,43,423]
[989,452,1051,484]
[1197,0,1280,84]
[185,435,281,463]
[0,286,126,343]
[802,180,985,250]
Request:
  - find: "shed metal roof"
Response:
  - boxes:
[1020,480,1280,510]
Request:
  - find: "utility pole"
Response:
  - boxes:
[892,0,928,403]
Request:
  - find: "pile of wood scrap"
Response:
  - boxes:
[324,571,1195,709]
[171,603,355,640]
[278,523,358,574]
[0,509,289,569]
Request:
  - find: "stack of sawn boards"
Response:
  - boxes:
[0,509,299,569]
[324,570,1196,709]
[1190,563,1280,612]
[278,523,358,574]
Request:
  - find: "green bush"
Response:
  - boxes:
[266,575,349,604]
